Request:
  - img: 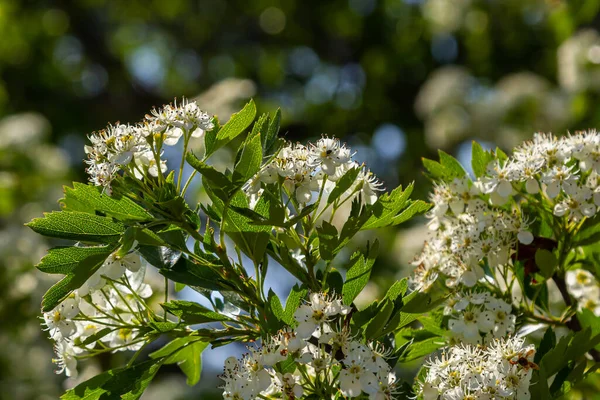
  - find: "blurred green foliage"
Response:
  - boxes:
[2,0,600,398]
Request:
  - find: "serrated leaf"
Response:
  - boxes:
[317,221,338,261]
[78,327,114,346]
[232,131,262,187]
[203,116,220,157]
[401,291,447,314]
[159,257,228,292]
[155,338,209,386]
[535,249,557,279]
[422,158,447,180]
[535,327,556,364]
[161,300,232,324]
[61,359,163,400]
[264,108,281,154]
[37,245,115,274]
[362,183,429,230]
[61,183,152,222]
[186,153,234,195]
[438,150,466,179]
[207,99,256,156]
[265,289,285,333]
[224,192,272,261]
[325,268,344,294]
[364,298,394,339]
[471,141,493,178]
[342,240,379,305]
[283,284,307,326]
[148,321,180,333]
[41,244,117,312]
[390,200,430,225]
[327,167,360,205]
[27,211,124,243]
[396,335,446,362]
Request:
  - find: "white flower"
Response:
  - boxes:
[43,297,80,339]
[309,136,351,174]
[481,160,515,198]
[53,341,80,378]
[356,168,384,205]
[293,292,348,338]
[339,343,378,398]
[542,164,578,198]
[553,187,596,220]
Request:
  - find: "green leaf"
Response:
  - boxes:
[148,321,180,333]
[224,192,272,261]
[325,268,344,294]
[535,249,558,279]
[535,327,556,364]
[283,284,308,326]
[186,153,234,195]
[361,184,430,230]
[252,113,270,146]
[150,337,209,386]
[162,300,232,324]
[77,327,114,346]
[208,99,256,156]
[495,147,508,163]
[27,211,124,243]
[342,240,379,305]
[61,359,163,400]
[203,116,220,157]
[422,151,467,182]
[61,183,152,222]
[573,215,600,246]
[364,298,394,339]
[471,141,493,178]
[438,150,466,179]
[538,328,600,378]
[159,257,228,292]
[396,334,446,362]
[233,130,263,187]
[327,167,360,205]
[42,244,117,312]
[266,289,285,333]
[317,221,338,261]
[264,108,281,154]
[390,200,431,225]
[37,245,115,274]
[401,291,447,314]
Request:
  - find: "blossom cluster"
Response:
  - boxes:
[411,130,600,291]
[244,136,383,206]
[42,251,153,378]
[416,336,537,400]
[566,268,600,316]
[410,177,527,290]
[221,293,398,399]
[84,99,213,193]
[446,290,516,344]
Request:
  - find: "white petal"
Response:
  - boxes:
[517,230,534,245]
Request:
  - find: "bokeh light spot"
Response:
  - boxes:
[372,123,406,160]
[259,7,286,35]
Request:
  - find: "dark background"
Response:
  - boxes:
[2,0,600,398]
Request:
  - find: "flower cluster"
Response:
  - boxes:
[410,177,527,290]
[566,268,600,316]
[446,290,516,344]
[416,336,537,400]
[412,130,600,291]
[42,251,153,378]
[84,98,213,193]
[221,293,399,399]
[244,136,383,206]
